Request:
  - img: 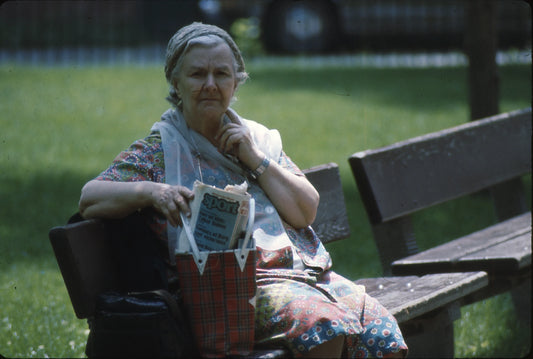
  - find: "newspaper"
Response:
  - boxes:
[178,180,252,252]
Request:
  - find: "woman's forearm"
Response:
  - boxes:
[258,160,319,229]
[79,180,155,219]
[79,180,195,227]
[237,146,319,229]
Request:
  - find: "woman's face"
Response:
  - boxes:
[175,42,237,133]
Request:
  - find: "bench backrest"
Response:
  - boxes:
[49,162,350,319]
[303,162,351,243]
[349,108,532,274]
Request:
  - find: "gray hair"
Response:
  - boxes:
[164,22,249,109]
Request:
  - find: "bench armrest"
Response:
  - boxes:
[49,219,120,318]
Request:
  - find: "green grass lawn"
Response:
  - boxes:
[0,62,530,358]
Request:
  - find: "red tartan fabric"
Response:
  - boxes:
[176,251,256,358]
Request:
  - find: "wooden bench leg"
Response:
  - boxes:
[399,303,460,358]
[511,278,531,327]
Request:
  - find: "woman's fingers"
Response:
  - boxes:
[225,108,242,125]
[216,123,253,156]
[216,123,236,152]
[152,184,194,227]
[219,130,241,154]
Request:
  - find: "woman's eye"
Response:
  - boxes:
[217,71,232,78]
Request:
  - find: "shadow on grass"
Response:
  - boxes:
[246,65,530,115]
[249,67,467,111]
[0,168,93,270]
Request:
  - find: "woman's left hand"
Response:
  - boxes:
[215,114,264,170]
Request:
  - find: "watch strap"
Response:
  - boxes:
[251,157,270,179]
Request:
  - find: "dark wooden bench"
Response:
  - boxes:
[49,162,488,358]
[349,108,531,321]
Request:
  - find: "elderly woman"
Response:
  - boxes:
[79,23,407,358]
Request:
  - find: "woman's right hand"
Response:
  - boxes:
[79,180,194,227]
[150,183,195,228]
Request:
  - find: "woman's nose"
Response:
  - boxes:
[204,73,216,89]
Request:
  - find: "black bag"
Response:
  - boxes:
[85,290,195,358]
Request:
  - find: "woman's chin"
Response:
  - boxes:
[199,106,227,120]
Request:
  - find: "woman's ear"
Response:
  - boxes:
[172,80,181,97]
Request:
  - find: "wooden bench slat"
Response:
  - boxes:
[356,275,419,293]
[461,232,531,270]
[392,212,531,275]
[356,272,488,323]
[349,108,531,224]
[303,162,351,243]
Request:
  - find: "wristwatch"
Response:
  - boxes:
[250,157,270,179]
